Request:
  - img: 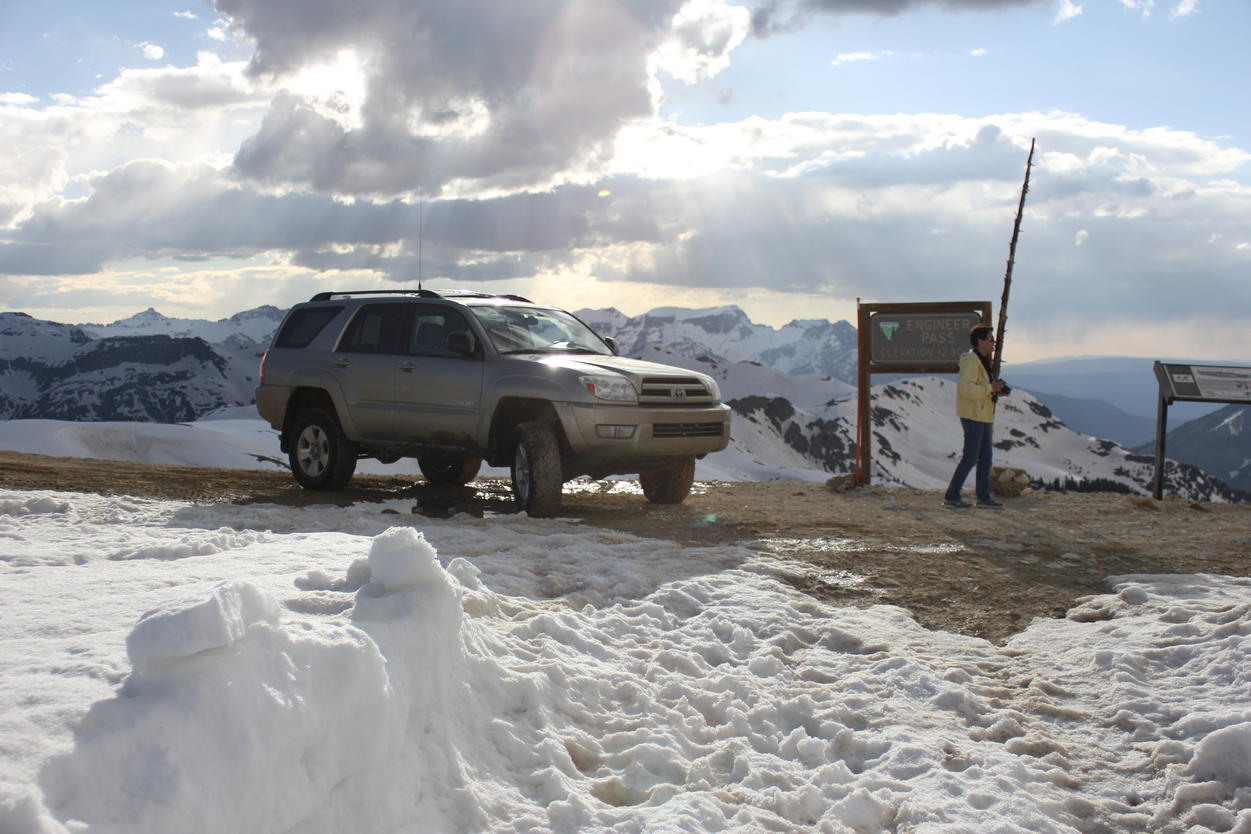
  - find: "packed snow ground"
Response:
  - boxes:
[1,414,1249,831]
[2,487,1251,833]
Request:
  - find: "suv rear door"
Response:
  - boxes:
[334,302,410,439]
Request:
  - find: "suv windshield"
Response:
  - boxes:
[469,305,612,355]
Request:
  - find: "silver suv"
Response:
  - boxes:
[255,290,731,516]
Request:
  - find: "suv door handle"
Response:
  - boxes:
[397,361,416,372]
[333,358,351,368]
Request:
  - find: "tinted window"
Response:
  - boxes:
[405,305,477,357]
[337,303,409,355]
[274,306,344,349]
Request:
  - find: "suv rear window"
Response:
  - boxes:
[275,306,344,349]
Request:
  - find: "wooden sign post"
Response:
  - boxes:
[855,300,992,486]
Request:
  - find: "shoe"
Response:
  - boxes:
[943,498,971,509]
[975,499,1004,510]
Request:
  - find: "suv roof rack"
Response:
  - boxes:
[306,289,534,303]
[308,289,443,301]
[431,289,534,303]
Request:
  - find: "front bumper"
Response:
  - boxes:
[555,400,731,464]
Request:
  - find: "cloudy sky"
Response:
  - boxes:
[1,0,1247,362]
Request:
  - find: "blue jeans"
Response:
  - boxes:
[945,418,993,503]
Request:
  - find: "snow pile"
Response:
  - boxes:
[2,489,1250,832]
[1009,578,1251,831]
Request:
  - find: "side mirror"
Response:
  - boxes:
[603,336,619,355]
[447,331,475,356]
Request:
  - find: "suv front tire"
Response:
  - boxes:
[639,458,696,504]
[289,408,358,490]
[511,422,562,517]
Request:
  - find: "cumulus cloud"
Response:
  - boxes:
[0,53,270,227]
[217,0,750,198]
[1055,0,1083,23]
[599,118,1251,324]
[138,42,166,61]
[653,0,751,83]
[2,0,1248,350]
[6,105,1248,335]
[0,159,399,274]
[1118,0,1154,18]
[1170,0,1198,19]
[0,60,268,205]
[0,145,69,228]
[88,52,265,112]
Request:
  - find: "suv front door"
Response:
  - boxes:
[391,304,485,446]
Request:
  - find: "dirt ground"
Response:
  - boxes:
[3,449,1249,644]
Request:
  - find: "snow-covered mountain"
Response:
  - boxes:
[1,302,1242,500]
[856,378,1238,501]
[1133,404,1251,493]
[577,306,858,381]
[80,306,286,344]
[626,341,1237,501]
[0,307,283,422]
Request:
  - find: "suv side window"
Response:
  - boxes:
[275,305,344,349]
[406,305,476,357]
[337,303,409,355]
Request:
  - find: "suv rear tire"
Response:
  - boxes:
[640,458,696,504]
[289,408,358,490]
[418,456,483,486]
[511,422,562,517]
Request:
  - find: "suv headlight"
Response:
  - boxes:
[580,374,637,403]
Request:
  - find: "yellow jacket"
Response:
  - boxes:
[956,351,996,423]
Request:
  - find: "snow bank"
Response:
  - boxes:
[32,529,460,834]
[2,489,1251,832]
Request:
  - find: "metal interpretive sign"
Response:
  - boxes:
[1151,361,1251,500]
[1155,363,1251,403]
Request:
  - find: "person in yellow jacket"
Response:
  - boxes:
[944,325,1007,509]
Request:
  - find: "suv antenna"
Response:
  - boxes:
[417,185,423,291]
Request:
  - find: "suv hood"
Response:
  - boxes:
[541,353,708,381]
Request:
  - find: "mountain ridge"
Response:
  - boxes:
[0,302,1242,500]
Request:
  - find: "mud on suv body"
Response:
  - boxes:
[255,290,731,516]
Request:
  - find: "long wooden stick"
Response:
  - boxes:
[991,138,1035,381]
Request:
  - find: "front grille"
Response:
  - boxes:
[639,376,712,404]
[652,422,725,439]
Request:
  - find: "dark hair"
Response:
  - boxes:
[969,325,994,376]
[969,325,993,349]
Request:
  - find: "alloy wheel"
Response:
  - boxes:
[296,425,329,477]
